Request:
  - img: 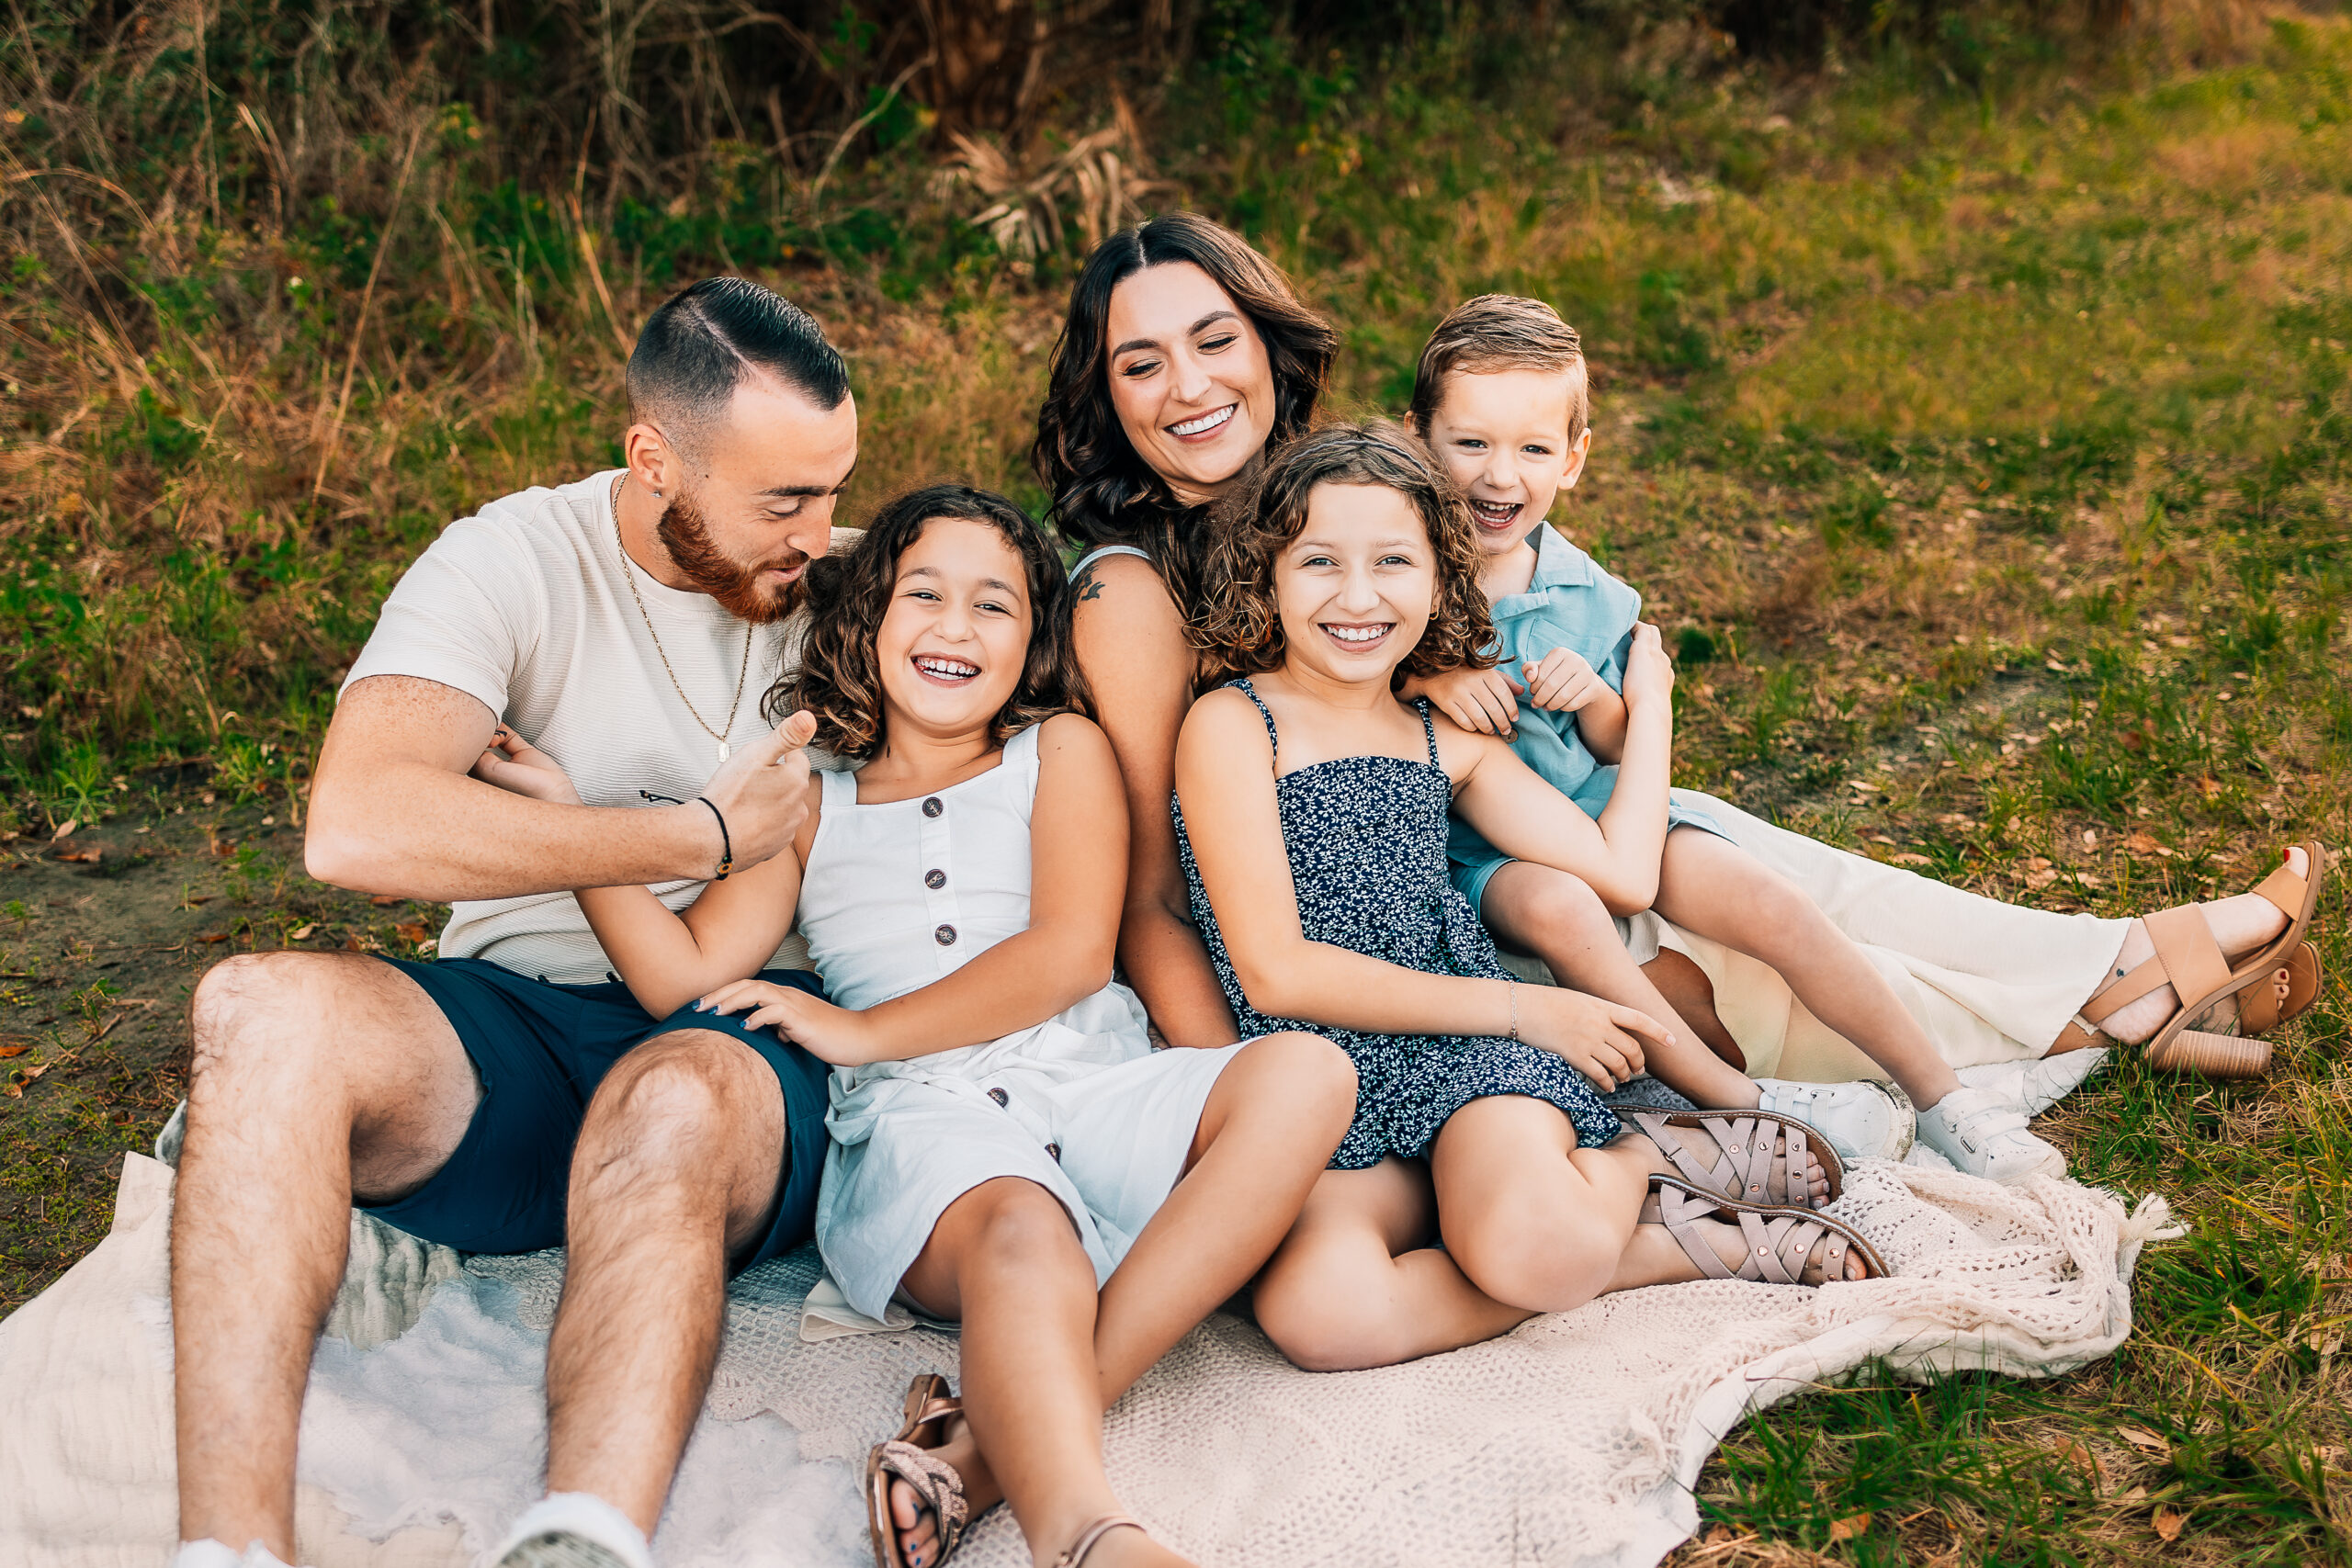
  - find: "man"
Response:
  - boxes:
[171,277,857,1568]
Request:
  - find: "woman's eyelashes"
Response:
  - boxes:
[1116,333,1235,380]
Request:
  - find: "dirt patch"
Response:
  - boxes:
[0,790,444,1314]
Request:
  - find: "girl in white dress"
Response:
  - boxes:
[478,485,1355,1568]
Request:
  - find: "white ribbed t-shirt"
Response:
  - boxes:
[340,469,821,984]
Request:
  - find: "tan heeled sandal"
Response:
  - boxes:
[2066,842,2330,1078]
[867,1373,971,1568]
[1053,1515,1145,1567]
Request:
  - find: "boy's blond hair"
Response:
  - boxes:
[1407,294,1589,447]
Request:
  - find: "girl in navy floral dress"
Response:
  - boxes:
[1174,423,1883,1372]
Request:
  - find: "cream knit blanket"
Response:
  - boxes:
[0,1112,2174,1568]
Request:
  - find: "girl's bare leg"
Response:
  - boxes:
[1252,1157,1537,1371]
[1435,1098,1869,1305]
[892,1033,1355,1565]
[1481,861,1765,1107]
[897,1179,1193,1568]
[1652,829,1965,1109]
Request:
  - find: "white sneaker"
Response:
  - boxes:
[1917,1086,2068,1183]
[171,1541,309,1568]
[488,1495,654,1568]
[1753,1078,1916,1165]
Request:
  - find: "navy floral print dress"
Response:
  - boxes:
[1174,679,1624,1170]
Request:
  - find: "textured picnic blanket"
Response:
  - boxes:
[0,1054,2176,1568]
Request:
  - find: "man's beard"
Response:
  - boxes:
[656,483,809,625]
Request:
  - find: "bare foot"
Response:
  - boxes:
[887,1410,1001,1568]
[2096,848,2304,1044]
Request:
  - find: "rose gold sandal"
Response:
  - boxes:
[1626,1109,1842,1209]
[2074,841,2330,1077]
[1642,1176,1888,1283]
[867,1373,970,1568]
[1053,1515,1145,1567]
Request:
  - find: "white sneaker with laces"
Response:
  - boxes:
[1753,1078,1916,1165]
[1916,1086,2068,1183]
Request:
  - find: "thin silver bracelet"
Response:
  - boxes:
[1505,978,1520,1042]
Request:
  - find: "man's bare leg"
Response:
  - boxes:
[889,1032,1356,1567]
[173,953,480,1561]
[537,1029,791,1535]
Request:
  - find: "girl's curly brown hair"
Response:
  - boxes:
[772,485,1089,760]
[1188,421,1498,685]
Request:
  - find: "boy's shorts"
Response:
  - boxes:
[361,956,831,1270]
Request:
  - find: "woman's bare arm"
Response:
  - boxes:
[1073,555,1242,1048]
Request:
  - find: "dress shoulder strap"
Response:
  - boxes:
[1071,543,1154,576]
[1413,697,1440,766]
[1229,678,1278,759]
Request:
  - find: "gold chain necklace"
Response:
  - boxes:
[611,471,753,761]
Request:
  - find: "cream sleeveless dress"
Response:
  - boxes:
[804,722,1245,1321]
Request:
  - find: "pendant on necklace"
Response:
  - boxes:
[717,740,730,762]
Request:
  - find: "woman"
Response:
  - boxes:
[1037,212,2324,1104]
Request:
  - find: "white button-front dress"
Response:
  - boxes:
[804,722,1246,1322]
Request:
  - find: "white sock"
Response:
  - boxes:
[170,1542,298,1568]
[490,1493,655,1568]
[172,1545,246,1568]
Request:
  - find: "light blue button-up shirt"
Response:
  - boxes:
[1447,524,1724,905]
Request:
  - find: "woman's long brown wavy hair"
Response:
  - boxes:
[774,485,1090,760]
[1188,422,1498,686]
[1031,212,1339,615]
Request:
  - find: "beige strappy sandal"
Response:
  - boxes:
[1643,1176,1889,1284]
[1626,1109,1842,1210]
[2057,841,2331,1078]
[1053,1515,1145,1567]
[867,1373,971,1568]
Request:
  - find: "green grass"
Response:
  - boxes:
[6,6,2352,1562]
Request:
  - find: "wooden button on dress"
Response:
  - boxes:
[934,924,957,946]
[924,869,946,889]
[922,797,944,818]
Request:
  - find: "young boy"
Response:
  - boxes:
[1402,294,2065,1183]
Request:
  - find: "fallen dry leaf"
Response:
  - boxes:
[394,922,430,944]
[1828,1511,1872,1542]
[2052,1436,2102,1485]
[1893,852,1933,866]
[51,817,78,840]
[2117,1424,2171,1459]
[2196,775,2222,798]
[53,847,101,864]
[288,923,317,941]
[199,932,231,944]
[0,1043,29,1058]
[186,894,214,906]
[2125,830,2164,854]
[369,894,403,907]
[2154,1505,2185,1541]
[6,1059,51,1097]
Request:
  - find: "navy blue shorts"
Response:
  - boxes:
[362,957,831,1271]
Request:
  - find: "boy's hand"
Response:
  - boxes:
[697,978,875,1066]
[1520,647,1611,714]
[470,728,582,806]
[1515,984,1674,1092]
[1620,623,1675,709]
[1404,665,1524,736]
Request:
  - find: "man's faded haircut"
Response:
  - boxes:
[1407,294,1589,447]
[626,276,851,457]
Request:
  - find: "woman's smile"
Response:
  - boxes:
[1168,403,1238,441]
